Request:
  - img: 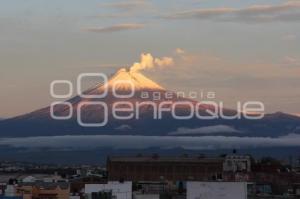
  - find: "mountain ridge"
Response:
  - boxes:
[0,69,300,138]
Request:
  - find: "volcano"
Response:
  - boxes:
[0,69,300,138]
[105,68,165,90]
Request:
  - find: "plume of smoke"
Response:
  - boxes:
[130,53,174,73]
[155,57,174,67]
[175,48,185,54]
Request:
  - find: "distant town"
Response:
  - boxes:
[0,152,300,199]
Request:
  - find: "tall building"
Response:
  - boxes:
[223,155,251,172]
[107,156,224,181]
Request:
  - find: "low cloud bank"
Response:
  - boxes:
[168,125,241,135]
[164,1,300,23]
[85,23,144,33]
[0,134,300,150]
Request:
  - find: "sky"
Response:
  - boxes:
[0,0,300,118]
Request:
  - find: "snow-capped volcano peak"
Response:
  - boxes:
[103,68,165,91]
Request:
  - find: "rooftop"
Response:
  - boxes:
[19,181,69,190]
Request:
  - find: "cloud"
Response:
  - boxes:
[284,56,298,63]
[163,1,300,23]
[174,50,222,67]
[165,8,234,19]
[84,23,144,33]
[100,0,150,12]
[283,56,300,67]
[282,33,297,41]
[1,134,300,150]
[115,124,132,131]
[97,0,154,18]
[168,125,241,136]
[130,53,174,73]
[154,57,174,67]
[175,48,185,55]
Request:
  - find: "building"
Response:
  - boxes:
[16,182,70,199]
[223,155,251,173]
[132,181,186,199]
[85,181,132,199]
[107,156,224,181]
[70,176,107,198]
[1,179,18,197]
[4,185,17,197]
[133,193,159,199]
[186,182,248,199]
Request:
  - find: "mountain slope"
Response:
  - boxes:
[0,69,300,138]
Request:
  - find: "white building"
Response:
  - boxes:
[69,196,81,199]
[4,184,17,197]
[223,155,251,172]
[187,182,247,199]
[133,193,159,199]
[85,181,132,199]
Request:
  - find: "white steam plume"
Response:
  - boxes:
[130,53,174,73]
